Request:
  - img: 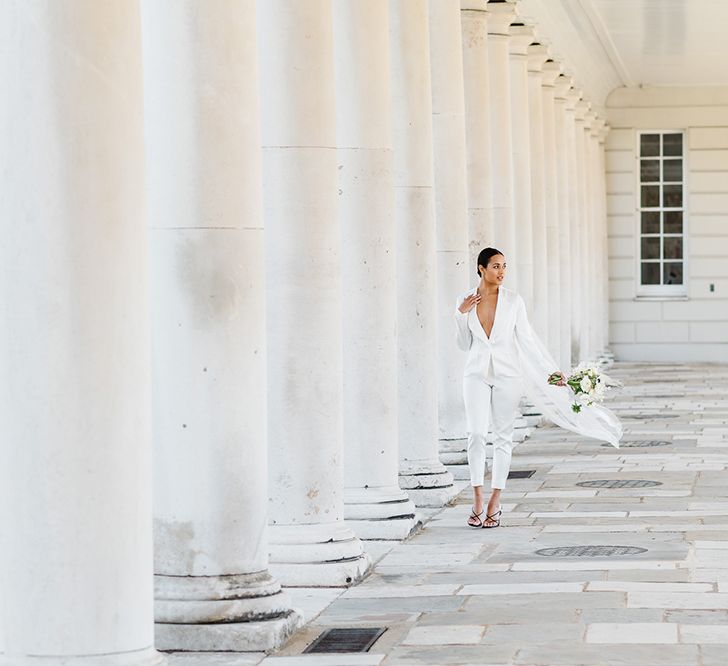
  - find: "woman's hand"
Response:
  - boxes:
[458,292,481,314]
[548,371,567,387]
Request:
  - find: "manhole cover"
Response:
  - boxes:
[576,479,662,488]
[508,470,536,479]
[623,413,679,419]
[304,627,387,654]
[535,545,648,557]
[602,440,671,448]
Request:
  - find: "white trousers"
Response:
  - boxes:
[463,373,523,489]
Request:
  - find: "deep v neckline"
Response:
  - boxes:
[475,287,500,340]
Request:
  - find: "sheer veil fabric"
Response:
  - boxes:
[514,299,623,448]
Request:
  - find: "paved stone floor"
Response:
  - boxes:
[169,363,728,665]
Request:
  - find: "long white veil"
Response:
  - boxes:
[514,302,623,448]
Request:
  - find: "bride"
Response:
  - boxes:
[455,247,622,528]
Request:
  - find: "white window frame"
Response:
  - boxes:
[635,129,688,298]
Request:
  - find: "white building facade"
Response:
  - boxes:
[1,0,725,661]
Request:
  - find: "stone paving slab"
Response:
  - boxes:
[168,363,728,665]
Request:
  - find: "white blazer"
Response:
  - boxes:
[454,286,546,379]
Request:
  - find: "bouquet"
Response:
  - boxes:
[547,364,622,413]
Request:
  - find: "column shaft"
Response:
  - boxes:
[564,87,581,366]
[541,61,562,364]
[0,2,161,663]
[429,0,468,499]
[142,1,301,650]
[390,0,454,507]
[526,44,549,344]
[509,24,535,316]
[461,2,492,269]
[486,1,517,288]
[259,0,369,587]
[334,0,417,536]
[574,99,590,362]
[553,74,573,370]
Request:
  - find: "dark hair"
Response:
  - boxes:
[476,247,504,277]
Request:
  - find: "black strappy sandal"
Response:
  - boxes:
[467,507,484,528]
[482,508,502,529]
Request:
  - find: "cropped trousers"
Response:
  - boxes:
[463,372,523,489]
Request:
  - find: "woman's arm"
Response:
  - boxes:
[454,293,475,351]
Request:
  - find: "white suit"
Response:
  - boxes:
[454,285,623,490]
[454,286,536,489]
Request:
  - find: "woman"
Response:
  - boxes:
[455,247,622,528]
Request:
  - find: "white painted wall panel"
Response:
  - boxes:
[606,87,728,361]
[690,322,728,343]
[690,171,728,192]
[635,322,690,343]
[690,127,728,150]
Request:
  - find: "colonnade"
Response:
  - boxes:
[0,0,610,661]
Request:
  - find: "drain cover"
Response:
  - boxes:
[508,470,536,479]
[602,440,671,448]
[304,627,387,654]
[536,545,648,557]
[623,413,679,419]
[576,479,662,488]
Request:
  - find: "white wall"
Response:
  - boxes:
[606,86,728,362]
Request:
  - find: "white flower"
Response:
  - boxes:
[579,376,593,393]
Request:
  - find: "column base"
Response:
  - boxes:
[399,460,457,507]
[344,486,418,540]
[268,523,371,587]
[0,648,166,666]
[439,437,468,465]
[154,570,302,652]
[155,609,303,652]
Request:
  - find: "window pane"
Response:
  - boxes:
[664,262,683,284]
[663,133,683,156]
[664,210,683,233]
[641,236,661,259]
[641,262,661,285]
[663,184,682,207]
[641,185,660,207]
[641,159,660,182]
[663,159,683,182]
[641,211,660,234]
[640,134,660,157]
[664,236,683,259]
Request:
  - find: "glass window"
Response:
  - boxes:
[640,134,660,157]
[641,262,661,285]
[637,131,685,291]
[641,211,660,234]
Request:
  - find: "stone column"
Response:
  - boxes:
[526,43,550,343]
[141,2,302,650]
[573,98,591,362]
[509,23,535,314]
[333,0,418,536]
[553,74,573,370]
[0,3,162,664]
[429,0,469,490]
[486,0,517,288]
[390,0,456,508]
[259,0,370,586]
[585,113,602,361]
[596,122,612,362]
[541,59,563,364]
[564,86,582,366]
[461,1,492,269]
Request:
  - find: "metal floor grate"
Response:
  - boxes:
[304,627,387,654]
[602,440,671,448]
[576,479,662,488]
[536,545,648,557]
[508,469,536,479]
